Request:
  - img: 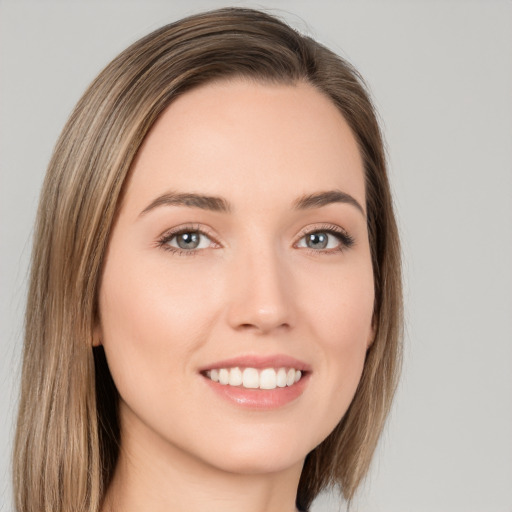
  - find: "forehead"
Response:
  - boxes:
[125,79,365,215]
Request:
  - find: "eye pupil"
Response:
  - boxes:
[307,232,328,249]
[177,232,200,249]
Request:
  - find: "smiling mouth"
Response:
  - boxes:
[203,367,303,390]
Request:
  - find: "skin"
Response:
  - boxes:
[97,79,375,512]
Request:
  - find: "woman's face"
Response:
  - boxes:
[97,80,374,476]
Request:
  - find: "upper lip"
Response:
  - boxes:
[199,354,312,373]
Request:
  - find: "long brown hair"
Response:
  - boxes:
[14,7,402,512]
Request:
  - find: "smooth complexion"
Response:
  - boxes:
[96,80,375,512]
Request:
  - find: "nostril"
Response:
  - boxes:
[236,321,291,334]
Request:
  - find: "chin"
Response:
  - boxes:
[191,422,324,476]
[206,445,306,476]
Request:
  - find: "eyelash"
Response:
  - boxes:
[295,224,355,255]
[156,223,217,256]
[156,223,355,256]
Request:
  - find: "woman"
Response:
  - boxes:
[13,7,402,512]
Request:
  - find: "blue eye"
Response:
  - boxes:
[158,224,354,255]
[296,228,354,252]
[304,232,331,250]
[172,232,203,250]
[159,229,214,253]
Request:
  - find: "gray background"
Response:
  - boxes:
[1,1,511,511]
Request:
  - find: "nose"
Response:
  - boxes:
[225,243,296,334]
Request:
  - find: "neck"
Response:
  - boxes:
[102,413,303,512]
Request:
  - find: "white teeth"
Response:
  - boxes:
[206,367,303,389]
[260,368,277,389]
[276,368,287,388]
[228,367,242,386]
[242,368,259,389]
[219,368,229,385]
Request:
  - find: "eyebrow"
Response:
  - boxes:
[139,189,364,217]
[140,192,231,216]
[293,190,365,216]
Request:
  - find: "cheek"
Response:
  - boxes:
[298,258,374,436]
[97,252,219,398]
[303,254,374,350]
[325,265,374,374]
[101,249,215,335]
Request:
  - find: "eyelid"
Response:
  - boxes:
[155,222,354,256]
[156,223,221,254]
[294,223,355,252]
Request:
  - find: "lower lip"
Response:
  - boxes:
[202,374,310,410]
